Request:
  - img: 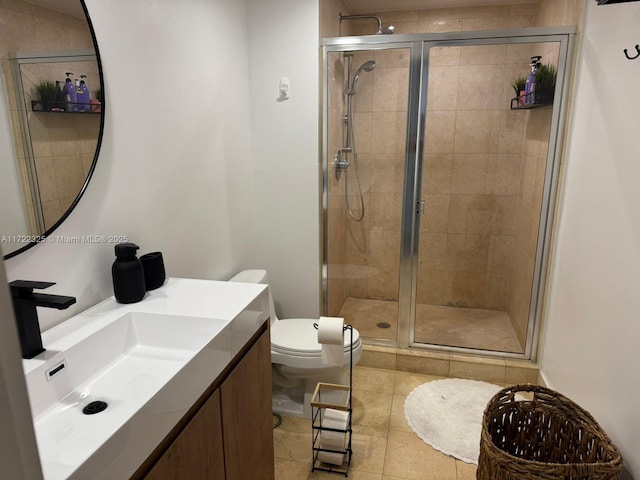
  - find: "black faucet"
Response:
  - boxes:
[9,280,76,359]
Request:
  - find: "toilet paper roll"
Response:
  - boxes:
[317,450,345,466]
[317,316,344,366]
[320,409,348,450]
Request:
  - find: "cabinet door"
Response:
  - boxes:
[221,329,274,480]
[145,389,225,480]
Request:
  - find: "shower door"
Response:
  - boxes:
[323,28,574,359]
[323,44,417,344]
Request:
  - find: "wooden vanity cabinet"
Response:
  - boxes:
[139,322,274,480]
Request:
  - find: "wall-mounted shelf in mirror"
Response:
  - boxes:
[31,100,101,114]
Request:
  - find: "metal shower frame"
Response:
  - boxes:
[321,26,576,361]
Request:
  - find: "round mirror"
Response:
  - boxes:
[0,0,104,259]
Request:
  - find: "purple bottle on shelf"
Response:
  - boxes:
[62,72,77,111]
[524,56,541,105]
[77,75,90,112]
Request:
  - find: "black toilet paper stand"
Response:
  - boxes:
[310,324,354,477]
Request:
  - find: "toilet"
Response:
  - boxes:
[229,269,362,417]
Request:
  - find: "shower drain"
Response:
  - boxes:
[376,322,391,329]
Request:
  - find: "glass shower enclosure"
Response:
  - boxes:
[322,27,575,359]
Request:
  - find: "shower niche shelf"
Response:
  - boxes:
[510,91,553,110]
[31,100,100,114]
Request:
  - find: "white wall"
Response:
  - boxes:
[541,2,640,476]
[3,0,258,330]
[247,0,321,318]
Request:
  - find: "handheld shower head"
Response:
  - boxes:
[349,60,376,95]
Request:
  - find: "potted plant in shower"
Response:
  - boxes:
[534,63,557,104]
[33,79,60,112]
[512,76,527,107]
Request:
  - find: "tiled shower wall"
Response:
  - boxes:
[0,0,97,232]
[506,0,585,346]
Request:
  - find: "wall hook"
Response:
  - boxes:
[623,45,640,60]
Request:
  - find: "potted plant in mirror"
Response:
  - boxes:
[33,80,60,112]
[535,63,556,104]
[512,76,527,107]
[91,86,102,113]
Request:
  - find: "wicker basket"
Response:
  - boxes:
[477,384,622,480]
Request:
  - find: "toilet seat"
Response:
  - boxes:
[271,318,361,367]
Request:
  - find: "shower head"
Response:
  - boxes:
[357,60,377,73]
[349,60,376,95]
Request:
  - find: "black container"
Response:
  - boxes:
[112,243,145,303]
[140,251,166,291]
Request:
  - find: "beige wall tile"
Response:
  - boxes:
[453,110,500,154]
[418,232,447,271]
[463,5,511,18]
[443,271,486,308]
[445,233,490,273]
[426,65,459,111]
[374,48,410,69]
[420,193,450,233]
[457,65,504,111]
[429,46,461,67]
[494,154,522,195]
[373,67,409,113]
[498,110,527,154]
[386,21,418,35]
[449,355,506,383]
[484,273,510,310]
[422,153,453,195]
[490,195,517,235]
[369,154,403,194]
[451,154,496,195]
[446,194,493,234]
[459,45,507,66]
[371,111,407,154]
[417,7,465,21]
[504,360,539,384]
[462,16,510,31]
[416,269,445,305]
[359,347,397,370]
[33,156,57,202]
[396,352,450,376]
[417,18,462,33]
[487,235,514,274]
[424,110,456,153]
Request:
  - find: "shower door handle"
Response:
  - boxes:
[417,199,425,215]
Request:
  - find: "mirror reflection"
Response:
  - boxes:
[0,0,102,258]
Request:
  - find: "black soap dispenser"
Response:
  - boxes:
[112,243,146,303]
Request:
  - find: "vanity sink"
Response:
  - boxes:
[21,278,269,479]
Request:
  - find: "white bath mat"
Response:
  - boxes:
[404,378,502,465]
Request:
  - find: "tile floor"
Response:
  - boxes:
[340,298,523,353]
[273,366,478,480]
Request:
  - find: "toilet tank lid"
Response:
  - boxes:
[228,269,268,284]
